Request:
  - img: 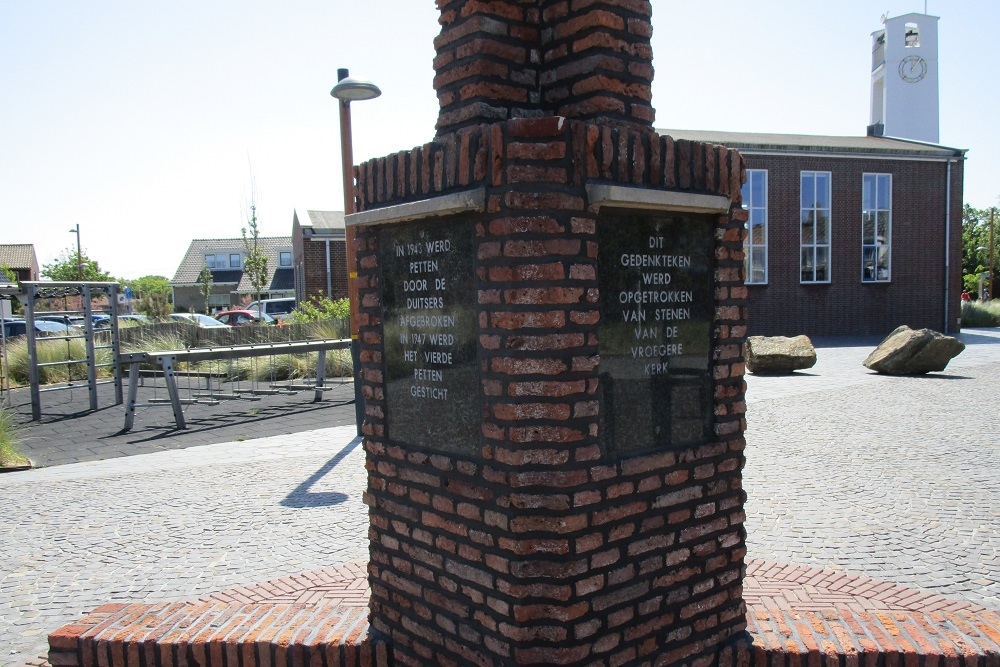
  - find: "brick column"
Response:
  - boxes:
[353,116,748,665]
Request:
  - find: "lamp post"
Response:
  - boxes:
[331,68,381,433]
[69,224,82,281]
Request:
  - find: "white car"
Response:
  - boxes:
[169,313,231,328]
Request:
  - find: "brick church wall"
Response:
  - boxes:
[743,154,964,336]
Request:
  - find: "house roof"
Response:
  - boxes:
[0,244,39,271]
[171,237,294,292]
[295,209,345,237]
[657,129,966,159]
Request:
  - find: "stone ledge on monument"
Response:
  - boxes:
[352,120,744,214]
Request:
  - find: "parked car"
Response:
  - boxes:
[169,313,230,328]
[94,314,148,328]
[36,314,76,327]
[245,298,296,322]
[214,309,276,326]
[1,319,27,338]
[71,315,111,328]
[116,314,149,327]
[1,318,78,338]
[34,320,80,336]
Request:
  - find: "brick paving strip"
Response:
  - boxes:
[45,559,1000,666]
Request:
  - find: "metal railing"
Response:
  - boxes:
[121,338,351,431]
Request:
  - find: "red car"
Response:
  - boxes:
[214,309,276,326]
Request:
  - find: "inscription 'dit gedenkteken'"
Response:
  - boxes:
[597,213,715,456]
[380,219,479,453]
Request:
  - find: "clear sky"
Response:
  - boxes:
[1,1,996,280]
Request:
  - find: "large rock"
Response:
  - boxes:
[863,325,965,375]
[746,335,817,374]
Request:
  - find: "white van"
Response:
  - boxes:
[245,297,296,322]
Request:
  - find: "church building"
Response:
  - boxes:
[661,12,964,337]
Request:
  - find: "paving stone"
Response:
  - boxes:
[2,328,999,665]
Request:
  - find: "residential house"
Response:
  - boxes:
[0,244,40,283]
[291,209,348,304]
[170,238,295,312]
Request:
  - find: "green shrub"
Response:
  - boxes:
[3,319,354,390]
[961,300,1000,328]
[0,404,28,467]
[4,336,113,385]
[288,297,350,324]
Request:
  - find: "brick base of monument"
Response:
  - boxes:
[46,560,1000,667]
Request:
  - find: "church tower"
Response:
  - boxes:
[869,12,940,143]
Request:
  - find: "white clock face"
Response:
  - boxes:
[899,55,928,83]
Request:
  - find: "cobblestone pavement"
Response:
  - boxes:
[743,328,1000,609]
[2,329,999,664]
[0,425,370,665]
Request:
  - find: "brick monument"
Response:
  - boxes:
[42,4,1000,666]
[349,1,750,664]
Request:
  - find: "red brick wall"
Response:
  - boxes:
[433,0,655,136]
[353,117,747,666]
[300,238,349,302]
[743,154,964,336]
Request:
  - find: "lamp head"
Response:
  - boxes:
[331,76,381,103]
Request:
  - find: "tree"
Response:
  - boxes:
[41,248,113,282]
[118,274,173,319]
[241,185,268,316]
[0,264,22,314]
[197,266,214,313]
[961,204,996,297]
[125,275,171,301]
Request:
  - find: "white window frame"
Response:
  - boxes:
[279,251,292,267]
[741,169,768,284]
[862,173,892,283]
[230,253,241,269]
[204,255,216,269]
[800,171,832,284]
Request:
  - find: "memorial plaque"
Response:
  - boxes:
[380,219,479,453]
[597,212,715,456]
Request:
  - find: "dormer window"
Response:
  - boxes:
[904,22,919,47]
[279,251,292,267]
[230,253,241,268]
[204,254,229,269]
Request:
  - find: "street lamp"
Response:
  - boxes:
[69,224,82,281]
[331,68,381,433]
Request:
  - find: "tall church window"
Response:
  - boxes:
[800,171,831,283]
[741,170,768,284]
[862,174,892,282]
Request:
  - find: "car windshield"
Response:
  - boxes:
[35,321,73,334]
[193,314,227,327]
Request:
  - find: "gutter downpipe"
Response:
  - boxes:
[325,238,333,298]
[944,158,953,333]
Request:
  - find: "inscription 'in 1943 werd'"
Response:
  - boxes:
[597,213,715,456]
[380,220,478,453]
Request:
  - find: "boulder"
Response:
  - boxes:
[862,325,965,375]
[746,335,817,374]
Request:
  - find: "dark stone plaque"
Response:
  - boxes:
[380,218,479,453]
[597,212,715,456]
